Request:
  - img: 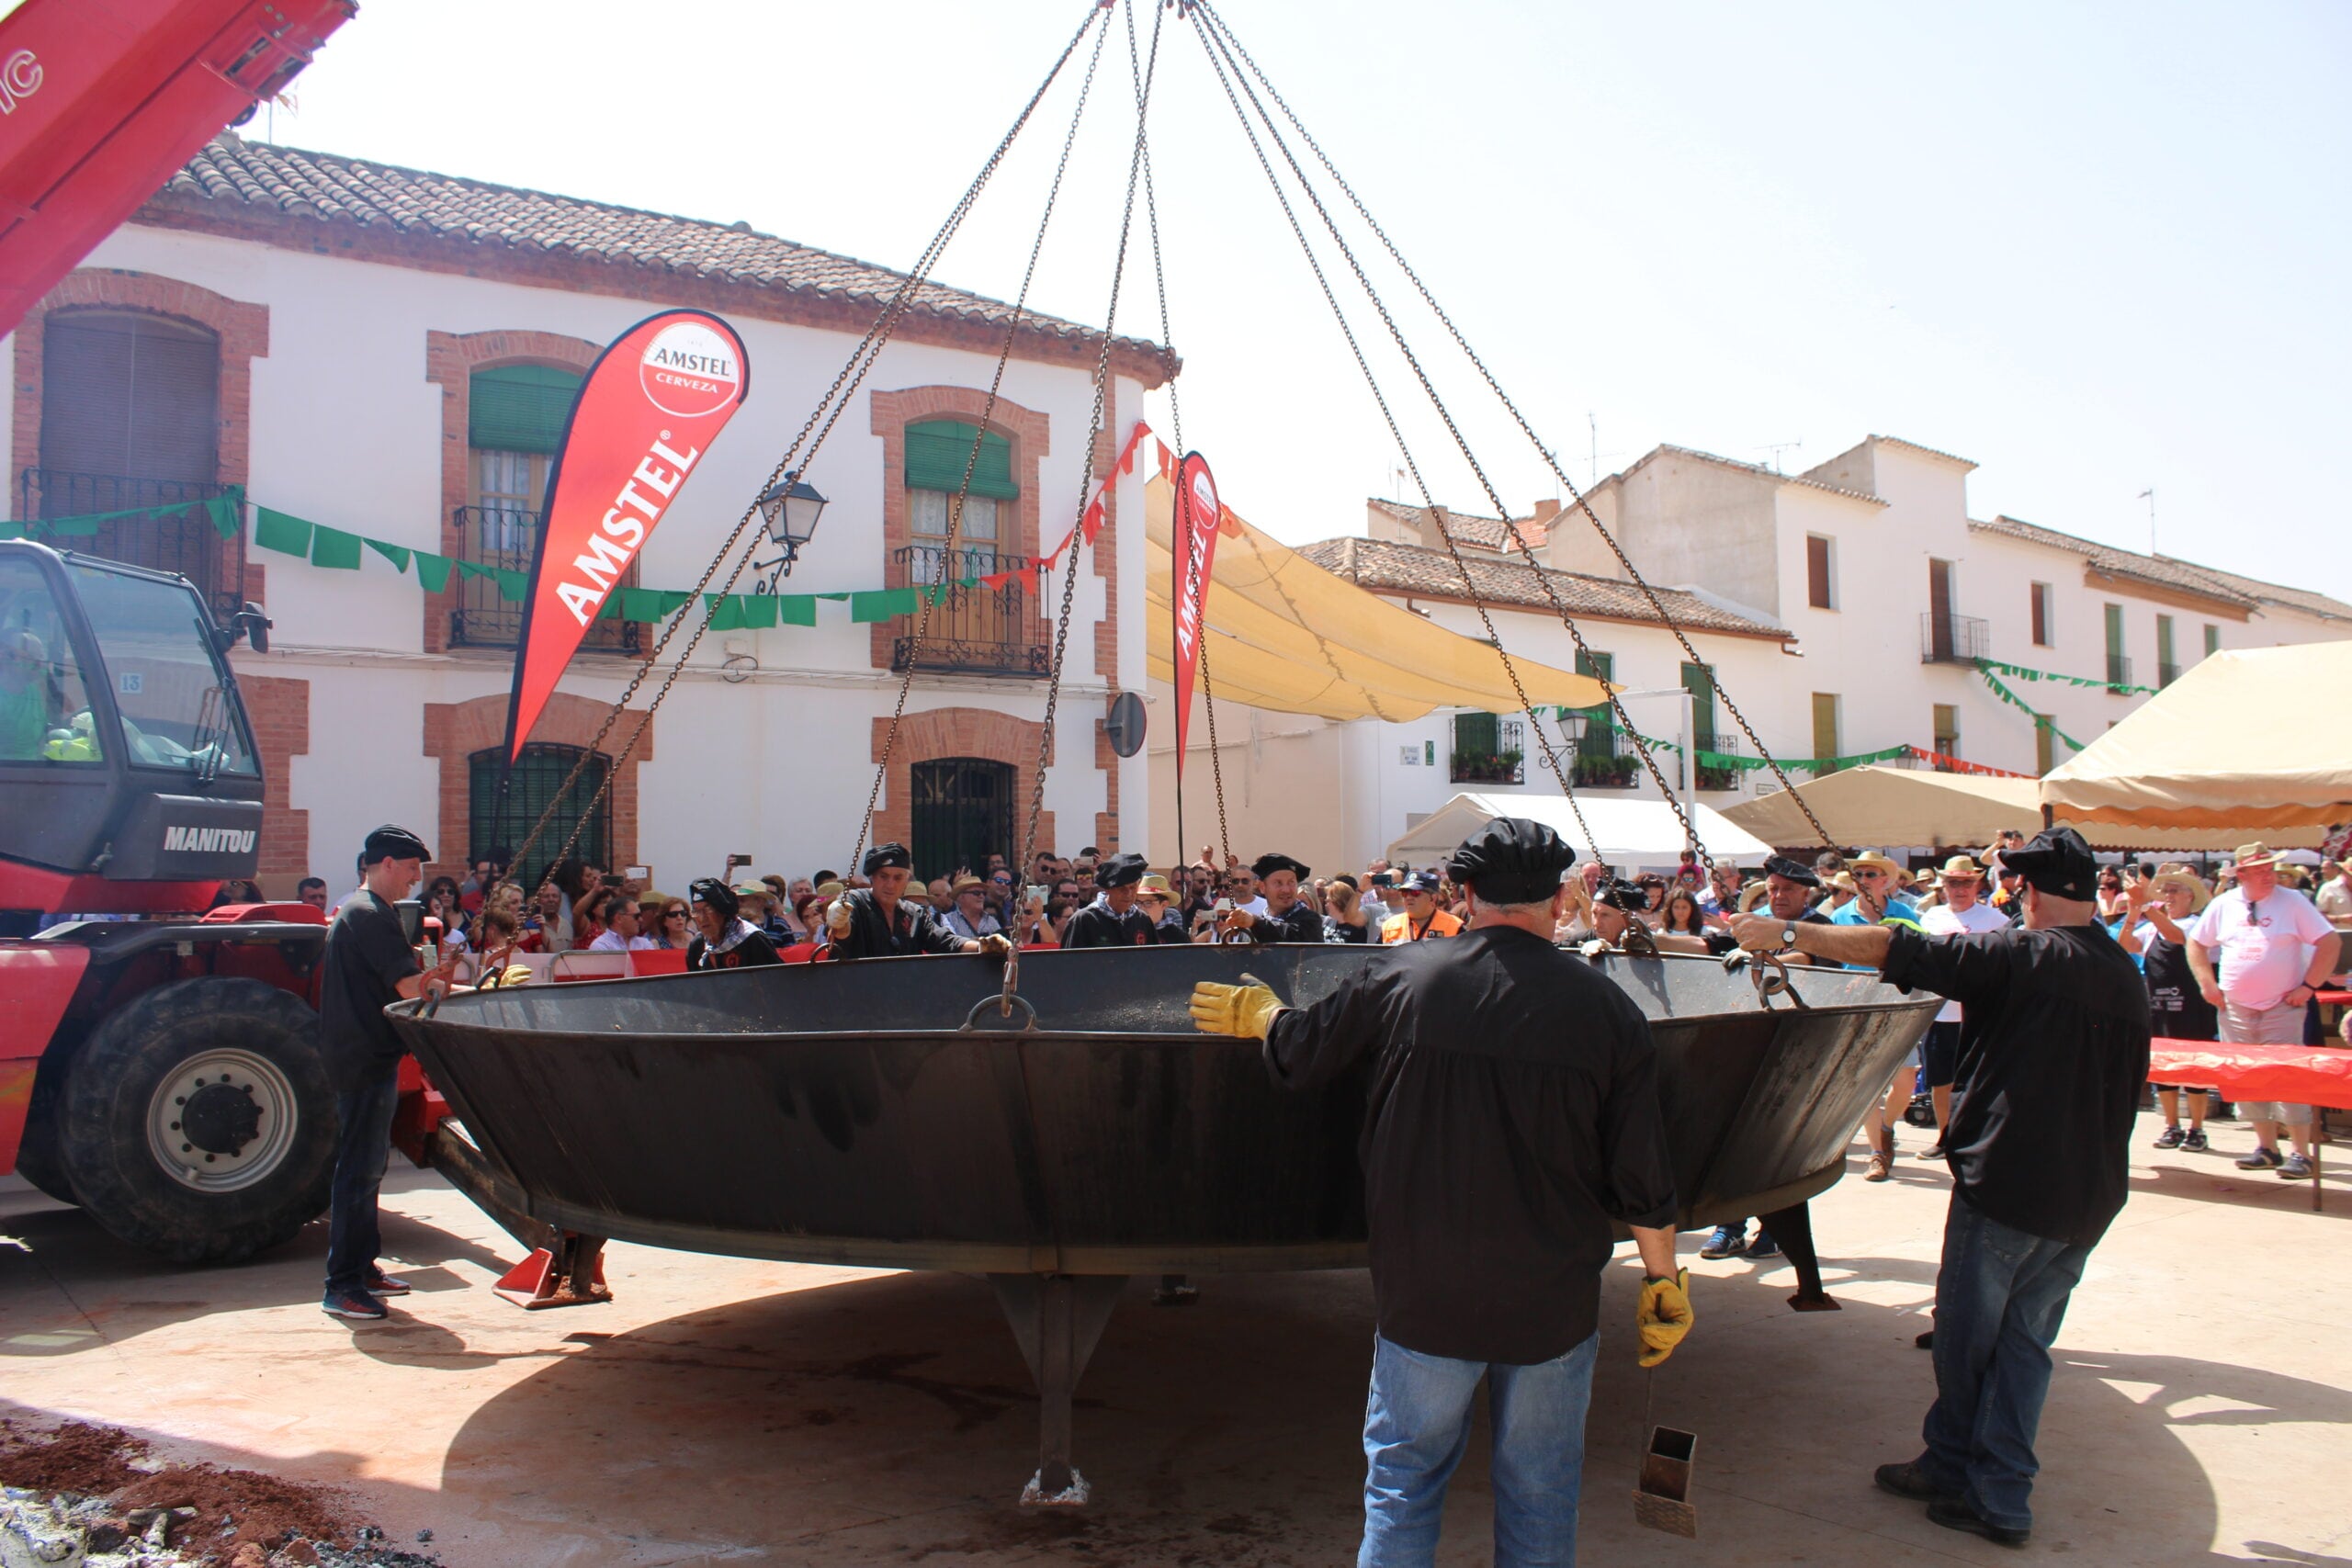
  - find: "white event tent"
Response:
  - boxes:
[1385,793,1772,874]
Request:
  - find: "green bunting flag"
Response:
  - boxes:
[1974,664,2086,751]
[254,507,312,557]
[310,524,363,570]
[413,552,455,594]
[365,537,412,573]
[1973,656,2153,697]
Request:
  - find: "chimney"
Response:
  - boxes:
[1423,503,1452,549]
[1530,499,1562,525]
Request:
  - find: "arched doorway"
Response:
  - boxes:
[910,758,1014,882]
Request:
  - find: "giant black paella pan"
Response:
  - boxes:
[388,942,1935,1273]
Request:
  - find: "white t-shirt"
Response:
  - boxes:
[587,930,629,952]
[1919,898,2010,1021]
[2188,886,2335,1012]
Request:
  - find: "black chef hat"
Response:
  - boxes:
[2003,826,2098,902]
[1251,852,1310,882]
[360,823,431,867]
[689,877,740,918]
[1595,877,1650,912]
[863,841,913,875]
[1449,817,1576,904]
[1762,854,1820,888]
[1097,852,1149,889]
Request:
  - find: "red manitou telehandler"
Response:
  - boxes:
[0,539,365,1262]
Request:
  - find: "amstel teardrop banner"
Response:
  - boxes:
[1170,450,1223,781]
[503,309,751,762]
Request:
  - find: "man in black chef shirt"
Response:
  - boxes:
[1060,852,1156,947]
[822,841,1012,960]
[319,825,456,1322]
[1218,852,1329,942]
[1191,817,1693,1566]
[685,878,781,970]
[1735,825,2149,1548]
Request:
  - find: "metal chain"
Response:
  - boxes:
[1187,15,1603,866]
[492,5,1111,901]
[1020,0,1165,884]
[1201,1,1835,855]
[1195,12,1715,875]
[851,6,1114,878]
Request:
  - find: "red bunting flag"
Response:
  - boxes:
[503,310,749,761]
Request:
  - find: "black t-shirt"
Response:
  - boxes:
[1250,901,1329,943]
[1262,926,1679,1363]
[1060,901,1155,948]
[2136,928,2219,1041]
[319,890,420,1091]
[1883,922,2151,1247]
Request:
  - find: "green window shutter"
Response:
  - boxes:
[1572,650,1613,759]
[470,365,586,456]
[1679,660,1717,750]
[1811,694,1840,773]
[904,419,1017,500]
[1453,711,1498,755]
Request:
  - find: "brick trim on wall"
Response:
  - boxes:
[866,387,1051,672]
[12,267,270,605]
[420,692,653,883]
[866,707,1053,867]
[421,329,604,655]
[237,671,310,890]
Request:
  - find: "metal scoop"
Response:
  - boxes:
[1633,1370,1699,1538]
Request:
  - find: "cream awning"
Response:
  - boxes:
[1144,476,1608,722]
[1727,762,2335,852]
[1388,792,1772,871]
[2040,640,2352,834]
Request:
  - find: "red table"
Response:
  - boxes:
[2149,1043,2352,1212]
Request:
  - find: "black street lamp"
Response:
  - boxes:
[752,472,827,592]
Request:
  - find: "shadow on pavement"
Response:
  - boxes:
[415,1248,2344,1566]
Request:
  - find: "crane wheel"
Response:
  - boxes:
[55,976,335,1266]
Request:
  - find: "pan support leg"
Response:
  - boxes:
[988,1272,1128,1506]
[1758,1201,1838,1312]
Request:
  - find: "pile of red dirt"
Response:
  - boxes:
[1,1418,365,1565]
[0,1416,151,1495]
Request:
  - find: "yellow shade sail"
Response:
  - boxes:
[1144,476,1608,722]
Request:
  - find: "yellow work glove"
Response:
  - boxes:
[1635,1268,1694,1368]
[498,964,534,987]
[1189,978,1285,1041]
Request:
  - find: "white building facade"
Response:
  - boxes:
[4,136,1163,894]
[1152,436,2351,873]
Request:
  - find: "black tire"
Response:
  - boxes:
[55,976,336,1265]
[11,1110,78,1206]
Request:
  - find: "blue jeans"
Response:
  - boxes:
[323,1066,401,1293]
[1916,1198,2092,1532]
[1360,1330,1598,1568]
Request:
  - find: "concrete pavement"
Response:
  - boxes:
[4,1111,2348,1566]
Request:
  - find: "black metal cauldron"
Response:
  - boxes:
[388,942,1935,1502]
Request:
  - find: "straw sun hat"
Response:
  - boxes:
[2149,863,2212,915]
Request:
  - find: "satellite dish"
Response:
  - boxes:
[1104,691,1147,759]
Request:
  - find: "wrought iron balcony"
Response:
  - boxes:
[2106,653,2133,689]
[1561,710,1641,789]
[450,505,640,654]
[19,467,235,597]
[889,544,1046,677]
[2157,660,2180,689]
[1920,612,1989,664]
[1692,728,1741,793]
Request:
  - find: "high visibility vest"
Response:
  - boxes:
[1380,908,1462,943]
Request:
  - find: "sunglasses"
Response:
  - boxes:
[1855,869,1888,880]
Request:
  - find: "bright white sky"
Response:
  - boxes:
[272,0,2347,599]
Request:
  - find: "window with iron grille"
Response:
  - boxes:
[33,310,228,589]
[1451,712,1523,784]
[897,421,1037,675]
[455,366,636,652]
[469,742,610,894]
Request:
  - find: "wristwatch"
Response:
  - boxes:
[1781,923,1799,949]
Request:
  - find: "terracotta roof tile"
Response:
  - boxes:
[1365,497,1552,552]
[154,136,1161,354]
[1297,536,1788,638]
